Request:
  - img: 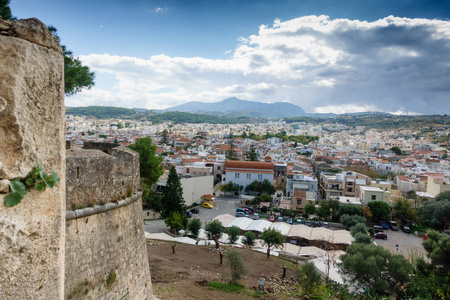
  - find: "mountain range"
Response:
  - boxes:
[162,97,306,118]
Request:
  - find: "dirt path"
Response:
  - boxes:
[147,241,301,299]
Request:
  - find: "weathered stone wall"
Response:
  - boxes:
[0,18,65,299]
[66,146,140,210]
[65,195,153,300]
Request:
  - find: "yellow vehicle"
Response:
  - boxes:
[201,194,216,204]
[202,202,214,209]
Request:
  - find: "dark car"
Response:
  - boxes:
[389,221,399,231]
[277,216,284,222]
[373,225,384,233]
[401,225,411,233]
[286,218,293,225]
[186,211,193,218]
[190,208,199,214]
[305,220,312,227]
[373,232,388,240]
[379,221,390,229]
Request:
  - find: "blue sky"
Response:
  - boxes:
[10,0,450,114]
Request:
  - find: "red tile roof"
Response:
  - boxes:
[225,160,274,170]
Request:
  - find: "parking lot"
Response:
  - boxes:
[144,196,240,233]
[373,228,427,261]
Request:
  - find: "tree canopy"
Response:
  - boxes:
[304,201,317,215]
[367,201,391,221]
[339,243,413,295]
[422,230,450,271]
[205,220,223,249]
[227,226,241,244]
[339,204,361,216]
[244,179,276,195]
[247,144,258,161]
[226,142,237,160]
[1,2,95,95]
[128,137,164,187]
[417,198,450,230]
[0,0,15,20]
[340,214,366,228]
[260,228,284,258]
[161,166,185,218]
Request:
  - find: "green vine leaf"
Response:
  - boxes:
[10,179,26,193]
[50,171,60,185]
[34,182,46,191]
[3,166,60,208]
[4,191,24,207]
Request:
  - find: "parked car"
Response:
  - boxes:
[277,216,284,222]
[323,222,329,228]
[286,218,293,225]
[389,221,399,231]
[202,202,213,209]
[186,211,193,218]
[190,208,199,214]
[373,225,384,233]
[379,221,390,229]
[401,225,411,233]
[300,240,309,246]
[295,219,303,225]
[289,239,297,245]
[269,215,275,222]
[243,207,253,215]
[277,192,282,197]
[373,232,388,240]
[236,208,249,215]
[305,220,312,227]
[252,213,260,220]
[236,212,246,218]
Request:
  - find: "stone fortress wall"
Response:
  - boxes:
[0,17,66,300]
[65,142,153,299]
[0,17,153,300]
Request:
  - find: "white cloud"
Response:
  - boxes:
[68,15,450,114]
[314,104,379,114]
[145,7,168,14]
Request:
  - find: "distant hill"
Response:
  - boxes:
[66,106,138,119]
[163,97,306,118]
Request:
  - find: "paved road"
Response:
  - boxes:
[144,196,240,233]
[373,229,427,260]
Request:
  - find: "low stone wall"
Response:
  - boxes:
[65,194,153,300]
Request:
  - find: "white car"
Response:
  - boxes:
[252,213,259,220]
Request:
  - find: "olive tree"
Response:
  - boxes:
[260,228,284,258]
[205,220,223,249]
[227,226,241,244]
[339,244,413,295]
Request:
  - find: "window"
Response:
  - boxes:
[247,173,251,179]
[371,195,376,200]
[235,173,240,179]
[258,174,263,180]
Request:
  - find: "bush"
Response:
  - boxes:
[340,214,366,228]
[295,261,322,295]
[225,249,247,284]
[350,223,368,236]
[354,232,373,244]
[227,226,241,244]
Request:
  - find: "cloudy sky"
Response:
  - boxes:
[11,0,450,115]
